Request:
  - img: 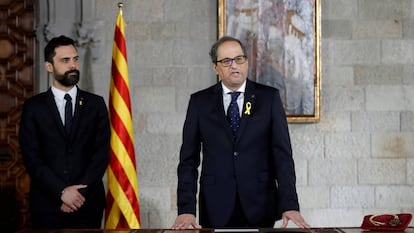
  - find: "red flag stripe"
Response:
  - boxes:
[111,60,131,110]
[108,96,136,162]
[109,147,140,217]
[114,26,127,61]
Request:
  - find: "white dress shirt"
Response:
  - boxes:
[51,86,77,125]
[221,80,246,117]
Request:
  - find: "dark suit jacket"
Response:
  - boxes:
[177,80,299,227]
[19,87,110,217]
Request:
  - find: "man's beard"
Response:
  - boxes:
[55,69,80,87]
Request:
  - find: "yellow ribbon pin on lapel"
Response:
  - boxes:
[244,102,252,115]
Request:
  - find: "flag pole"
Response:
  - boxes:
[118,2,123,15]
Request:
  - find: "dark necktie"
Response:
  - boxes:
[227,92,241,136]
[64,94,73,133]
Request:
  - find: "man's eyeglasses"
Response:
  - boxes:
[216,55,247,67]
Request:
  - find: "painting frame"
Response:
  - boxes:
[218,0,321,123]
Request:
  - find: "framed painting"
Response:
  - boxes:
[218,0,321,123]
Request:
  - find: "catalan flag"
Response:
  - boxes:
[105,3,141,229]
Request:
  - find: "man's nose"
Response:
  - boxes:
[69,59,77,68]
[229,59,237,68]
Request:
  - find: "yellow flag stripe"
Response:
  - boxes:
[109,77,134,140]
[110,125,138,192]
[112,42,129,87]
[107,168,140,228]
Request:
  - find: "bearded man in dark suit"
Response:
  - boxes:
[19,35,110,229]
[172,36,310,229]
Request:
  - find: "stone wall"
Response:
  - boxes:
[90,0,414,228]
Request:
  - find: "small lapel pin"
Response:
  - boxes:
[244,102,252,115]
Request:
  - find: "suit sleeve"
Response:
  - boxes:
[270,90,300,215]
[177,95,201,216]
[19,100,67,201]
[78,96,110,198]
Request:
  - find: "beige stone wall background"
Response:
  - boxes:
[87,0,414,228]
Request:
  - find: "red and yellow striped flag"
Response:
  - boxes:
[105,3,141,229]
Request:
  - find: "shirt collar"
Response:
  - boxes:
[221,80,247,95]
[51,86,77,100]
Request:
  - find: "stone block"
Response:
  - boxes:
[372,133,414,158]
[351,111,400,132]
[317,112,351,132]
[325,132,370,159]
[325,40,380,65]
[323,87,364,112]
[124,0,163,22]
[358,159,406,184]
[403,66,414,85]
[127,23,151,41]
[149,210,177,228]
[358,0,410,20]
[300,208,364,227]
[353,20,401,39]
[164,0,214,22]
[134,87,176,113]
[331,186,375,208]
[134,40,174,67]
[375,186,414,207]
[173,39,211,66]
[323,65,354,86]
[138,159,178,187]
[146,113,185,134]
[322,20,352,39]
[322,0,358,20]
[354,65,403,85]
[135,67,156,86]
[294,159,308,186]
[152,67,189,87]
[366,86,404,111]
[136,133,181,160]
[139,186,172,212]
[291,133,324,160]
[408,159,414,185]
[188,67,216,89]
[297,186,330,208]
[150,22,186,39]
[382,40,414,64]
[402,19,414,39]
[309,159,357,185]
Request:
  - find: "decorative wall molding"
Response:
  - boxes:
[76,20,104,60]
[35,0,101,91]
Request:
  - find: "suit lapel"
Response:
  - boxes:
[211,83,234,140]
[235,80,256,143]
[46,89,67,137]
[69,88,85,141]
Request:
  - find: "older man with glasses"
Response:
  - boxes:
[172,36,309,229]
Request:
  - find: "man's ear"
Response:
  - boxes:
[45,62,53,73]
[212,63,218,74]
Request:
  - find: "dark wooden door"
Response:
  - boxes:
[0,0,35,231]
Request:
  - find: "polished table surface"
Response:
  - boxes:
[17,227,414,233]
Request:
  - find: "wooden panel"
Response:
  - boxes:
[0,0,35,231]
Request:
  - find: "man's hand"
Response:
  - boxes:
[281,210,311,229]
[60,202,75,213]
[171,214,202,230]
[60,184,87,212]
